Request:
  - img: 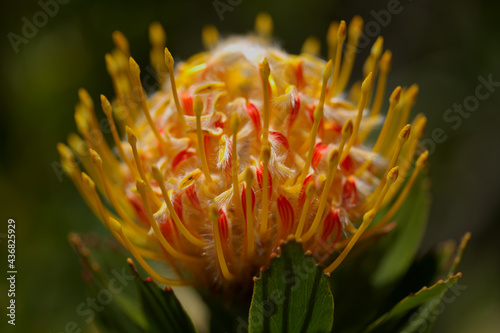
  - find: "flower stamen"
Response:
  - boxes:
[202,25,219,50]
[230,112,243,215]
[255,12,273,39]
[340,73,373,162]
[295,180,316,239]
[259,58,271,146]
[327,21,346,100]
[400,84,419,128]
[111,217,192,286]
[362,36,384,104]
[387,115,426,199]
[209,206,235,281]
[259,144,271,235]
[370,86,402,155]
[336,16,364,94]
[297,60,332,184]
[325,166,399,273]
[369,124,411,201]
[136,179,201,263]
[74,99,121,177]
[151,165,207,247]
[164,47,187,130]
[277,195,294,240]
[193,96,214,187]
[326,21,340,62]
[126,127,163,208]
[112,30,130,58]
[370,50,392,121]
[244,167,256,260]
[302,123,352,242]
[301,36,321,56]
[100,94,139,178]
[58,145,100,217]
[81,172,144,251]
[129,57,166,150]
[376,151,428,230]
[104,54,135,127]
[90,149,147,235]
[149,22,167,89]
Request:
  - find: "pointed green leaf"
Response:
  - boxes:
[365,272,463,332]
[401,232,471,333]
[92,295,146,333]
[447,232,471,276]
[249,239,334,333]
[69,233,147,333]
[128,259,197,333]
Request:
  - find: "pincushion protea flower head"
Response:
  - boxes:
[58,13,428,290]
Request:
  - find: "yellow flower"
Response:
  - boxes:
[58,13,428,289]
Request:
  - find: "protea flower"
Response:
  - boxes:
[60,12,467,333]
[58,12,427,287]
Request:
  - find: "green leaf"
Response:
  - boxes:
[371,174,431,287]
[248,239,334,333]
[128,259,197,333]
[400,232,471,333]
[92,294,146,333]
[365,272,463,332]
[447,232,471,276]
[69,233,147,333]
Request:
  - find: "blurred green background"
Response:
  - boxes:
[1,0,499,332]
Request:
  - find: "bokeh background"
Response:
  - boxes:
[1,0,499,332]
